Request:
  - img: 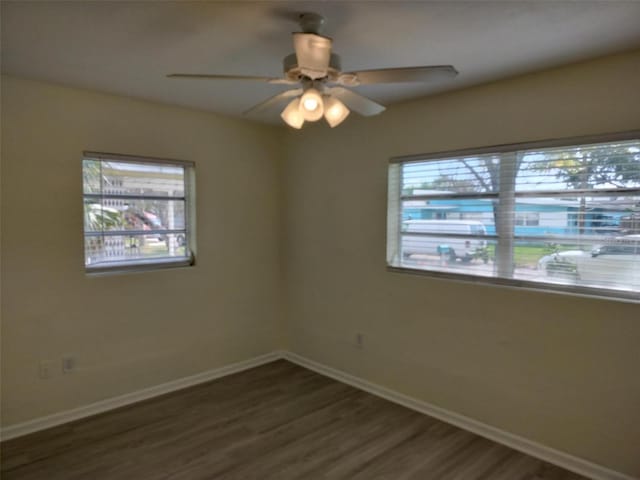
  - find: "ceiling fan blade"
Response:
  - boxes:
[293,32,332,80]
[327,87,385,117]
[339,65,458,85]
[167,74,297,85]
[243,88,303,116]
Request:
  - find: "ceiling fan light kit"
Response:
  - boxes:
[281,97,305,129]
[322,96,350,128]
[299,87,324,121]
[169,13,458,130]
[280,82,350,129]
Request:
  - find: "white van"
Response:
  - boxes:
[401,220,488,262]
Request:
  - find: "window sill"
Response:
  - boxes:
[85,256,194,276]
[386,265,640,304]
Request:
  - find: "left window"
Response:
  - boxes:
[82,152,195,273]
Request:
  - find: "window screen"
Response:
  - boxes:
[82,152,194,272]
[387,135,640,301]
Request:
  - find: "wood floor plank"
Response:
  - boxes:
[1,359,305,471]
[215,398,420,480]
[156,393,370,480]
[0,360,591,480]
[345,424,479,480]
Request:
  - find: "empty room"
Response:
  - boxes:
[1,1,639,479]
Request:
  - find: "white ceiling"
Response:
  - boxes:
[2,1,640,124]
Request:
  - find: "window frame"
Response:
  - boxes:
[82,151,196,274]
[387,130,640,303]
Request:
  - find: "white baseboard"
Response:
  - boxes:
[0,351,281,442]
[282,351,637,480]
[2,350,635,480]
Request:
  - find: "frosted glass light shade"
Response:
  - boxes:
[281,98,305,129]
[299,88,324,121]
[323,96,350,127]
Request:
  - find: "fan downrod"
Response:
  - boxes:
[298,13,325,34]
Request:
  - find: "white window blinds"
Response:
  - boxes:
[83,152,195,272]
[387,135,640,301]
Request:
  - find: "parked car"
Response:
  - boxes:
[539,236,640,287]
[126,210,166,241]
[401,220,488,262]
[575,235,640,287]
[537,250,586,278]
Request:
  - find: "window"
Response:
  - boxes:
[83,152,195,273]
[387,133,640,301]
[515,212,540,227]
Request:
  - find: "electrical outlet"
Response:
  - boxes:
[62,355,76,374]
[39,360,54,379]
[355,333,364,349]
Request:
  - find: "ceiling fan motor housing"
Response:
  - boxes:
[283,52,342,82]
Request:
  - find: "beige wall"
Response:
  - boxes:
[283,51,640,476]
[0,76,285,425]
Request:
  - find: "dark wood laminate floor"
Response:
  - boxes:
[1,360,589,480]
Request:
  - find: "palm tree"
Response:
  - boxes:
[84,203,122,231]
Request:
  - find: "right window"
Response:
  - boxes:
[387,134,640,301]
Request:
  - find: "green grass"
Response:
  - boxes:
[513,246,552,267]
[140,242,186,257]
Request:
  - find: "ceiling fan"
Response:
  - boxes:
[168,13,458,129]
